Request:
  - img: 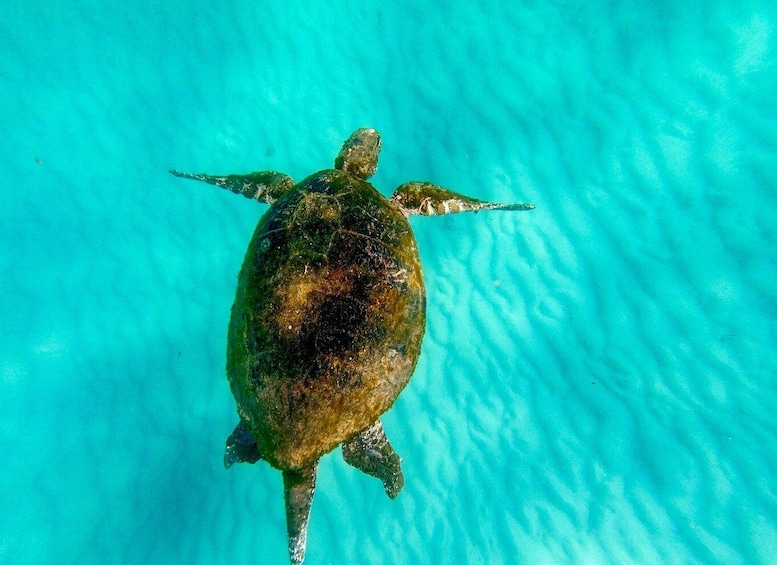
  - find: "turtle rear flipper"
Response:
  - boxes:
[169,169,295,204]
[284,463,318,565]
[390,181,534,216]
[224,420,262,468]
[342,420,404,499]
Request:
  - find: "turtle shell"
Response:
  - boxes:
[226,169,426,470]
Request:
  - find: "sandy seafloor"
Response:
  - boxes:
[2,0,776,563]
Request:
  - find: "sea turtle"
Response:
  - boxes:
[170,128,534,564]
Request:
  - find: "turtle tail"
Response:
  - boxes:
[283,462,319,565]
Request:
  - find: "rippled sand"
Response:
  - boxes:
[1,0,775,563]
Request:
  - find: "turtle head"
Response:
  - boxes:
[334,128,382,179]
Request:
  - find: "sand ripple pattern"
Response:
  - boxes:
[1,0,775,563]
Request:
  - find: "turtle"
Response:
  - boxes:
[169,128,534,564]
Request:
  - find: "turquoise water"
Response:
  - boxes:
[2,0,776,563]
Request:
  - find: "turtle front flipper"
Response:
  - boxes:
[342,420,404,499]
[169,169,295,204]
[283,462,319,565]
[224,420,262,468]
[390,181,535,216]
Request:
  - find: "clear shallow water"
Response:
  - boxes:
[2,0,776,563]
